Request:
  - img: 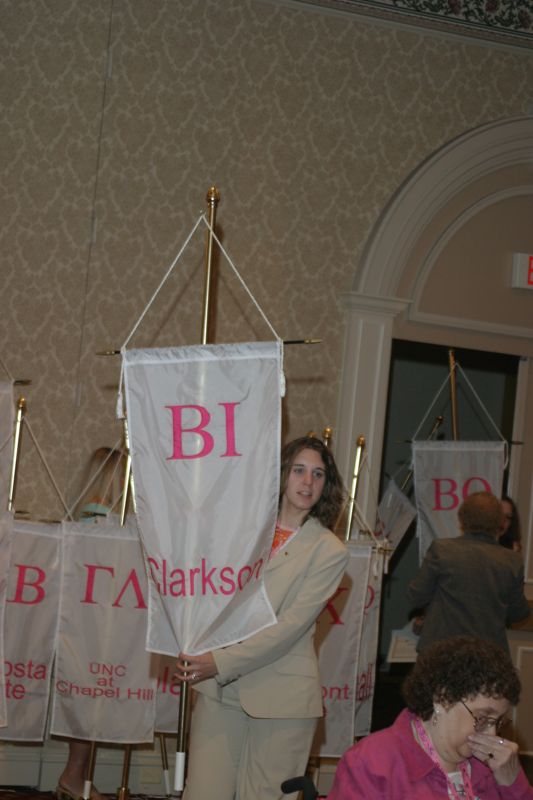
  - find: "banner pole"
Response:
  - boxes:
[200,185,221,345]
[175,186,221,793]
[82,741,97,800]
[448,349,459,440]
[120,417,136,525]
[344,435,366,542]
[116,744,132,800]
[158,733,171,796]
[399,414,444,492]
[7,395,26,512]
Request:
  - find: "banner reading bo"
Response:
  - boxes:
[412,441,506,562]
[122,342,282,656]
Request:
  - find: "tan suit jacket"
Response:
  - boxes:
[194,516,348,718]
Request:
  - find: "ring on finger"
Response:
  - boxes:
[499,738,505,745]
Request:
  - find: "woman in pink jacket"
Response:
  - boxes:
[329,636,533,800]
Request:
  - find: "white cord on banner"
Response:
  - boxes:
[24,417,73,520]
[455,363,507,443]
[63,437,123,521]
[205,219,282,343]
[455,363,509,467]
[116,213,286,412]
[0,356,14,382]
[0,432,13,455]
[411,371,451,442]
[121,213,206,351]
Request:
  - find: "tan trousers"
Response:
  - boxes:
[182,689,318,800]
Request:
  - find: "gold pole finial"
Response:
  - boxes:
[322,427,333,448]
[8,396,26,513]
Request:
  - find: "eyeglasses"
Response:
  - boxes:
[460,700,508,733]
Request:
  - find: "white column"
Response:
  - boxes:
[335,294,409,535]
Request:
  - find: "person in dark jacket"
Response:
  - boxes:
[408,492,530,653]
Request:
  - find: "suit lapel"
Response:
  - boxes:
[266,517,323,573]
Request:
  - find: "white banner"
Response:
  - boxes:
[154,654,182,733]
[0,514,13,728]
[123,342,281,656]
[375,479,417,550]
[50,518,156,744]
[2,520,61,741]
[312,544,371,757]
[412,441,505,561]
[353,548,385,738]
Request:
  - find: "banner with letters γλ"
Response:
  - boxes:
[312,543,371,757]
[50,518,156,744]
[412,441,505,562]
[2,520,61,741]
[123,342,281,656]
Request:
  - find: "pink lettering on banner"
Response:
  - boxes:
[112,569,147,609]
[322,684,351,702]
[157,666,181,697]
[7,565,46,605]
[81,565,148,608]
[356,662,374,701]
[166,402,242,460]
[148,557,263,597]
[432,477,493,510]
[82,565,115,604]
[89,663,127,677]
[127,687,154,701]
[4,659,47,679]
[56,680,120,699]
[318,586,348,625]
[364,585,375,613]
[3,660,48,701]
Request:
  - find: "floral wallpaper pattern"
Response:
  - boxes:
[297,0,533,44]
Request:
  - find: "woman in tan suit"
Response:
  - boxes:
[176,436,349,800]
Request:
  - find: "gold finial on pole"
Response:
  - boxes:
[200,186,221,345]
[8,396,26,512]
[448,349,459,441]
[344,435,366,542]
[323,427,332,448]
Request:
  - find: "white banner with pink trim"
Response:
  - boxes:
[312,543,372,757]
[352,547,384,738]
[1,520,61,741]
[122,342,282,656]
[412,441,505,562]
[50,518,156,744]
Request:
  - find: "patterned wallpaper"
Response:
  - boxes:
[292,0,533,47]
[1,0,533,516]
